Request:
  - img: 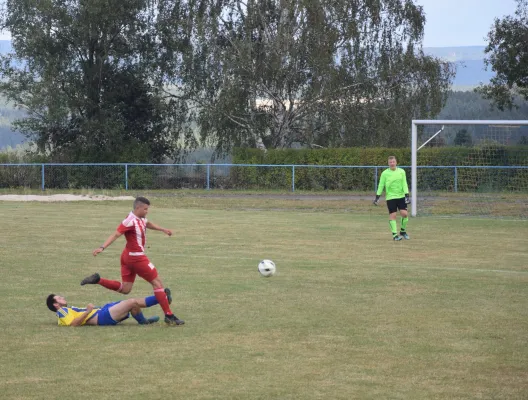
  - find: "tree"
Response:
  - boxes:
[166,0,454,154]
[454,129,473,146]
[427,136,446,148]
[476,0,528,111]
[0,0,195,162]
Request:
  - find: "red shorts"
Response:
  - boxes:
[120,251,158,283]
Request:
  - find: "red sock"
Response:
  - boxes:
[154,288,172,315]
[99,278,122,292]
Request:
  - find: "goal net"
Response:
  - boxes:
[411,120,528,218]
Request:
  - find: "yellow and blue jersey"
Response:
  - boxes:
[56,306,99,326]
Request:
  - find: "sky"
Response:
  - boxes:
[0,0,521,47]
[417,0,518,47]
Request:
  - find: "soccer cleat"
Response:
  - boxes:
[164,288,172,305]
[165,314,185,326]
[400,232,410,240]
[140,316,160,325]
[80,273,100,286]
[393,235,402,241]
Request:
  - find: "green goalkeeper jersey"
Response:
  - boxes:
[376,167,409,200]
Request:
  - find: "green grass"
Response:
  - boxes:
[0,197,527,399]
[1,188,526,218]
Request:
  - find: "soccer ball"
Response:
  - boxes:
[258,259,276,277]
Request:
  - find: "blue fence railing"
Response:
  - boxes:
[0,163,527,192]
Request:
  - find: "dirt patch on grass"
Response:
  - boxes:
[0,194,134,202]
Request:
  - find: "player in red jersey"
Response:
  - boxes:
[80,196,184,326]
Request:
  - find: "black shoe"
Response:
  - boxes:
[393,235,402,241]
[137,315,160,325]
[164,288,172,305]
[143,316,160,325]
[165,314,185,326]
[80,273,100,285]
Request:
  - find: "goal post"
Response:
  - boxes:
[411,120,528,218]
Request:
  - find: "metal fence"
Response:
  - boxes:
[0,163,527,192]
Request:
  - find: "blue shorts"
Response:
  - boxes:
[96,301,130,326]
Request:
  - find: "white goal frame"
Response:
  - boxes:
[411,119,528,217]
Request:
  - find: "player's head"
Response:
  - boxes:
[46,294,67,312]
[133,196,150,217]
[388,156,397,169]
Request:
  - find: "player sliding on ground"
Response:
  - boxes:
[373,156,411,241]
[45,291,174,326]
[80,196,184,326]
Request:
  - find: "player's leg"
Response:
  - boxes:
[96,301,128,326]
[387,200,401,241]
[399,199,410,239]
[81,273,134,294]
[118,253,136,294]
[129,301,160,325]
[389,213,401,241]
[134,258,184,326]
[149,276,171,314]
[134,292,171,308]
[150,276,185,326]
[130,257,184,325]
[108,295,162,325]
[105,299,158,325]
[117,282,133,294]
[107,299,137,322]
[80,272,124,292]
[80,252,134,293]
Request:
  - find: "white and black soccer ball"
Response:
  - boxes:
[258,259,276,277]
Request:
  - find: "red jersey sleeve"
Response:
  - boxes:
[117,213,136,233]
[117,223,133,234]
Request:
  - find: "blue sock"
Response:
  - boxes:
[145,295,158,307]
[133,312,148,324]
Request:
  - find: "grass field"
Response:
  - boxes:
[0,194,527,400]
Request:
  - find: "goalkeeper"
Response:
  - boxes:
[373,156,410,241]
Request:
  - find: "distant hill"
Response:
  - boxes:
[0,41,494,88]
[0,41,24,148]
[424,46,494,89]
[0,40,12,54]
[0,94,25,149]
[424,46,487,61]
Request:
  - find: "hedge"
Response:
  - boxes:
[231,146,528,192]
[233,146,528,166]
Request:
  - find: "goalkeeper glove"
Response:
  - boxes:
[405,194,410,204]
[373,195,380,206]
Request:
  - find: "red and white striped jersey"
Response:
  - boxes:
[117,212,148,254]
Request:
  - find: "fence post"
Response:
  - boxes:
[41,164,45,191]
[374,167,378,192]
[125,164,129,190]
[292,166,295,192]
[454,166,458,193]
[206,164,210,190]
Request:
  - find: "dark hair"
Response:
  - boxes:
[46,294,58,312]
[134,196,150,209]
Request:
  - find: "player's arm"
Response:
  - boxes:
[70,304,94,327]
[146,221,172,236]
[374,172,386,205]
[93,230,123,256]
[402,170,410,204]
